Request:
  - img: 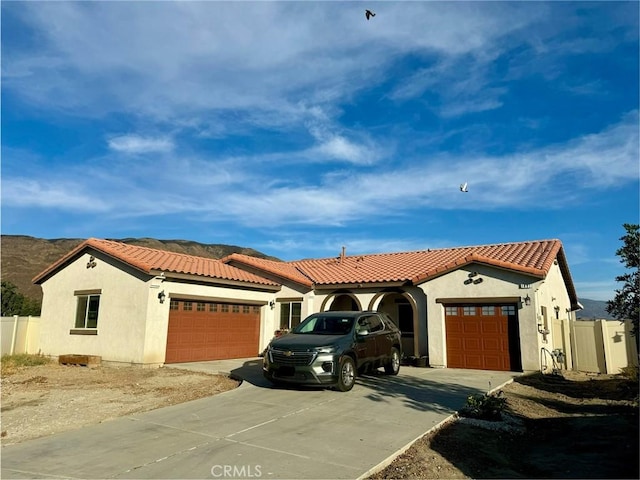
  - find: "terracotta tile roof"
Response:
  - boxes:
[33,238,279,287]
[223,253,314,287]
[291,240,564,285]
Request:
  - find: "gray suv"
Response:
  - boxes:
[263,311,402,391]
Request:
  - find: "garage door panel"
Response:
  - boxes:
[463,338,481,350]
[464,354,484,369]
[463,322,481,334]
[445,303,519,372]
[481,338,502,351]
[166,300,260,363]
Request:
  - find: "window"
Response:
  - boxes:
[366,315,384,332]
[221,304,229,313]
[170,299,179,310]
[197,302,206,312]
[501,305,516,316]
[75,294,100,329]
[481,306,496,316]
[209,303,218,312]
[463,306,476,316]
[445,306,458,316]
[252,306,260,314]
[183,302,192,311]
[243,305,250,314]
[280,302,302,330]
[232,305,240,313]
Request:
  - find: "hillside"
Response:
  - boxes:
[576,298,616,320]
[0,235,279,303]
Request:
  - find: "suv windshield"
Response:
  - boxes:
[292,315,354,335]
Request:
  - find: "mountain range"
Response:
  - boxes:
[0,235,277,303]
[0,235,615,319]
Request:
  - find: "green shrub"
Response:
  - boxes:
[460,391,507,421]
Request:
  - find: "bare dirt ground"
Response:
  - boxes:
[1,362,638,479]
[1,363,239,445]
[370,370,639,480]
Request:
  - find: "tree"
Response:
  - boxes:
[606,224,639,347]
[1,281,41,316]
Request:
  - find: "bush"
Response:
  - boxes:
[460,391,507,421]
[0,353,51,376]
[619,364,639,381]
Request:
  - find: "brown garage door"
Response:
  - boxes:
[165,300,261,363]
[445,304,521,371]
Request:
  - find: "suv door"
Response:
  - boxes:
[354,314,379,370]
[364,315,393,367]
[379,313,402,359]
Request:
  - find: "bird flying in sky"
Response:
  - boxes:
[460,182,468,192]
[365,10,376,20]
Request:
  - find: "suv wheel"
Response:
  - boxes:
[337,356,356,392]
[384,347,400,375]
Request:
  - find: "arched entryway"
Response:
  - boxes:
[321,293,361,312]
[370,291,418,357]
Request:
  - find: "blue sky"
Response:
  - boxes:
[1,1,638,302]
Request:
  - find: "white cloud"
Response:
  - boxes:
[1,179,110,212]
[107,135,174,154]
[1,1,546,129]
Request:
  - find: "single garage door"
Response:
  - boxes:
[165,299,261,363]
[445,304,521,371]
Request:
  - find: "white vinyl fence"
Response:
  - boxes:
[1,316,41,356]
[553,318,638,374]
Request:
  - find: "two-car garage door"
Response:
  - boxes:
[445,304,521,371]
[165,299,261,363]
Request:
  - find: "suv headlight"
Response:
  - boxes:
[314,346,337,354]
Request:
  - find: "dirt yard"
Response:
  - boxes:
[1,362,239,445]
[370,370,639,480]
[1,362,638,479]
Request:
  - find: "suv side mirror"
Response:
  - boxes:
[357,329,369,336]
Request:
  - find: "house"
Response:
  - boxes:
[33,237,581,372]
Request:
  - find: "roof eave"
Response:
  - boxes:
[411,256,547,285]
[159,271,281,292]
[224,258,314,288]
[33,239,101,285]
[313,280,408,290]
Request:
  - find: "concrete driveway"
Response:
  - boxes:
[1,358,518,479]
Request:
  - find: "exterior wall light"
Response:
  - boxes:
[523,294,531,306]
[158,290,166,304]
[269,300,275,309]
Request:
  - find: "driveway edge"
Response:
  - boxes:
[357,377,517,479]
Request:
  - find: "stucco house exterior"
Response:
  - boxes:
[33,237,581,372]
